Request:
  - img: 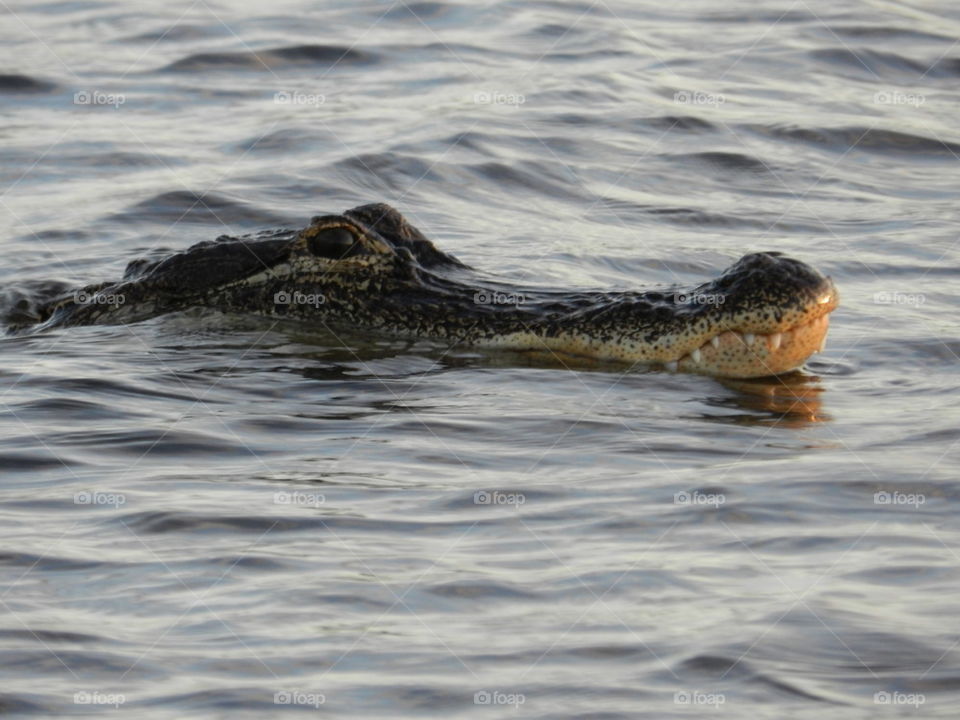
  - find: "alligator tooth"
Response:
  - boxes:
[769,333,782,350]
[690,348,702,363]
[665,360,678,372]
[710,336,720,349]
[818,335,827,353]
[743,333,755,346]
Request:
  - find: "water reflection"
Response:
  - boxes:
[715,372,828,427]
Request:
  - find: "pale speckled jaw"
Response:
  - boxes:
[672,312,832,378]
[667,280,839,378]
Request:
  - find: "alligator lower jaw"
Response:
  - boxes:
[474,312,833,379]
[670,313,832,378]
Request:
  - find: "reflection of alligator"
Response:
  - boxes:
[15,204,838,378]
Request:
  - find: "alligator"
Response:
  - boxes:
[9,203,838,379]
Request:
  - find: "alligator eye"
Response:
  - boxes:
[306,227,357,260]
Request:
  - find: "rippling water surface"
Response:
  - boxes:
[2,0,960,717]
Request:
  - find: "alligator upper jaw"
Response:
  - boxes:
[473,276,839,379]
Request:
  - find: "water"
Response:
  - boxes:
[2,0,959,717]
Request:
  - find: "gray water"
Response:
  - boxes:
[2,0,960,717]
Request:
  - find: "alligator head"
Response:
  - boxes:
[20,203,838,379]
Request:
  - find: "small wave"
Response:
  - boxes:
[809,47,929,78]
[0,551,100,571]
[679,653,751,675]
[679,653,839,704]
[383,1,457,22]
[0,628,108,644]
[529,22,590,38]
[665,151,771,173]
[162,44,376,72]
[406,40,502,59]
[823,24,955,44]
[114,511,287,535]
[926,57,960,78]
[436,130,493,154]
[0,695,47,714]
[544,48,633,61]
[426,580,536,600]
[0,451,77,471]
[50,376,201,402]
[335,152,445,193]
[56,149,174,171]
[752,674,835,703]
[466,161,586,201]
[595,201,799,231]
[233,127,330,154]
[0,73,57,93]
[112,191,286,225]
[119,509,485,535]
[13,396,142,421]
[564,644,652,660]
[57,427,255,458]
[744,124,960,158]
[123,24,222,43]
[20,229,93,243]
[636,115,716,132]
[701,9,812,23]
[141,688,281,712]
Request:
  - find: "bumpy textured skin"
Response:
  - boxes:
[18,204,838,378]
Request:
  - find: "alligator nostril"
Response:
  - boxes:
[306,227,356,259]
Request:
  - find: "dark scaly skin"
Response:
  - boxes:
[13,204,839,378]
